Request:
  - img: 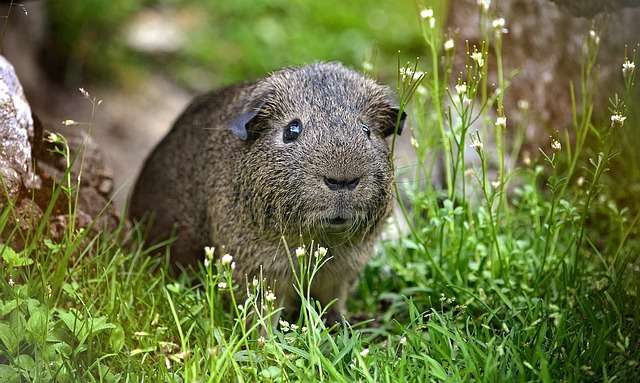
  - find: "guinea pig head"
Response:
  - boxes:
[230,62,405,243]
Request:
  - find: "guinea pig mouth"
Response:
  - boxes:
[322,215,354,232]
[328,216,348,225]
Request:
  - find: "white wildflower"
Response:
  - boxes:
[495,116,507,128]
[589,30,600,45]
[455,83,467,95]
[462,96,472,106]
[419,8,433,19]
[471,51,484,67]
[491,180,500,189]
[360,348,370,357]
[477,0,491,11]
[279,320,290,332]
[230,261,236,270]
[410,137,419,149]
[577,176,585,187]
[551,139,562,151]
[252,277,259,287]
[400,66,424,79]
[61,119,77,126]
[419,9,436,28]
[265,291,276,302]
[217,281,227,289]
[295,247,305,258]
[470,135,483,150]
[317,247,328,257]
[610,114,626,127]
[257,336,266,347]
[444,38,454,51]
[204,246,215,260]
[8,277,15,287]
[79,87,90,99]
[204,258,211,268]
[622,60,635,75]
[46,132,61,143]
[301,326,308,334]
[221,253,233,265]
[290,324,298,331]
[399,336,407,345]
[492,17,508,35]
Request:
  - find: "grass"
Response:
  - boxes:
[2,2,640,382]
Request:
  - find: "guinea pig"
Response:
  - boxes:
[130,62,405,321]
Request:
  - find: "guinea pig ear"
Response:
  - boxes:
[229,94,270,141]
[381,106,407,137]
[229,109,260,141]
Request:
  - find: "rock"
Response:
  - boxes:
[0,55,40,198]
[34,123,121,241]
[447,0,640,152]
[0,54,122,246]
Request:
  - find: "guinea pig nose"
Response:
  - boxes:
[324,176,361,191]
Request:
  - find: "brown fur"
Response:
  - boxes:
[129,62,404,319]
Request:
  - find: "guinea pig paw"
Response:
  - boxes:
[324,309,346,327]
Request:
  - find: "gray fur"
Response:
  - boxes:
[129,62,404,319]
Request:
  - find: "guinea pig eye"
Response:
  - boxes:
[283,119,302,143]
[361,123,371,138]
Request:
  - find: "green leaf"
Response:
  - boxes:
[88,315,117,335]
[57,309,116,344]
[0,323,20,356]
[0,299,19,316]
[41,342,61,362]
[26,298,41,314]
[26,307,49,343]
[44,239,62,254]
[0,245,33,267]
[15,354,36,377]
[260,366,281,379]
[109,324,125,352]
[52,341,73,357]
[0,365,20,383]
[57,309,86,342]
[425,356,448,380]
[1,311,27,355]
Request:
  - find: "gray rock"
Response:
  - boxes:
[448,0,640,151]
[0,54,40,198]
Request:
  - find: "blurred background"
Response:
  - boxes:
[1,0,638,209]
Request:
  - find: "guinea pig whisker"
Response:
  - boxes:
[393,175,432,185]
